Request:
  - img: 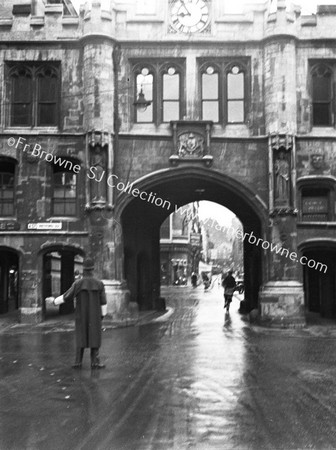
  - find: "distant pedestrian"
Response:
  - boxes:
[202,272,210,290]
[191,272,197,288]
[222,270,236,312]
[46,258,107,369]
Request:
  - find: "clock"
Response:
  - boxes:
[170,0,210,34]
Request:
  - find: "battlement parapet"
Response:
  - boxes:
[1,1,336,43]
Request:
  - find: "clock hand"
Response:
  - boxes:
[178,11,190,17]
[180,0,191,15]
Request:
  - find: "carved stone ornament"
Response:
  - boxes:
[170,120,213,166]
[90,145,107,204]
[274,150,290,205]
[310,153,325,172]
[88,130,109,148]
[178,132,204,158]
[270,134,293,209]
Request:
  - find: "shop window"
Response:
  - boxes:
[0,160,15,216]
[301,187,330,222]
[200,59,249,125]
[52,162,77,216]
[8,63,60,127]
[311,64,333,126]
[133,60,184,124]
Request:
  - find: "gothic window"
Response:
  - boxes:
[135,67,154,123]
[52,161,78,216]
[199,59,249,125]
[10,67,32,127]
[311,64,333,126]
[0,159,16,217]
[133,60,185,124]
[37,67,59,126]
[8,63,60,127]
[162,67,180,122]
[201,66,219,122]
[226,65,245,123]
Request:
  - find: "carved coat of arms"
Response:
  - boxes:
[178,132,204,158]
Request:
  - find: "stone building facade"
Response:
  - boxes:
[160,202,202,286]
[0,0,335,325]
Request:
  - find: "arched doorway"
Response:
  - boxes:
[40,246,84,319]
[0,247,19,314]
[117,167,267,312]
[300,242,336,319]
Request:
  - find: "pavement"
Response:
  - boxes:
[0,308,167,335]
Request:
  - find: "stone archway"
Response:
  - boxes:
[115,167,268,312]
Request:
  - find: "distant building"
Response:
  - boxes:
[160,203,202,285]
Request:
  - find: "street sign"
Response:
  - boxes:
[0,221,20,231]
[190,233,201,246]
[27,222,62,230]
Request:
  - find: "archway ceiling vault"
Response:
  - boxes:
[120,172,265,232]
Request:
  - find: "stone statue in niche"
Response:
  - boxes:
[90,145,107,203]
[274,150,290,205]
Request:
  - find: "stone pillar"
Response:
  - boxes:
[258,7,305,327]
[101,217,134,321]
[264,3,298,135]
[81,16,134,321]
[259,135,304,327]
[19,254,41,324]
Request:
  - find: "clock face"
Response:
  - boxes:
[170,0,210,34]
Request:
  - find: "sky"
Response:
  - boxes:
[198,201,236,227]
[71,0,336,14]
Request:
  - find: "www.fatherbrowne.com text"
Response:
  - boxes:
[175,205,328,273]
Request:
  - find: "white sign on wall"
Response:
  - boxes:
[27,222,62,230]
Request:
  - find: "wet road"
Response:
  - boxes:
[1,284,336,450]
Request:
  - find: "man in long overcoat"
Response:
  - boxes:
[47,258,107,369]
